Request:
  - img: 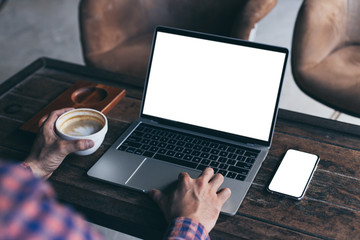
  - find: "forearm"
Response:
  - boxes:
[22,159,52,179]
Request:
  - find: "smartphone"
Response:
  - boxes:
[267,149,319,200]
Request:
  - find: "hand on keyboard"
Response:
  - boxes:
[149,167,231,233]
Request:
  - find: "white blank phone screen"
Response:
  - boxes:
[268,149,318,198]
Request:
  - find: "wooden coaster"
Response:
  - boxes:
[20,80,126,133]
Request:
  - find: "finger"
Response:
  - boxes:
[42,108,74,130]
[60,139,94,155]
[217,187,232,204]
[209,173,225,190]
[38,114,49,128]
[199,167,214,182]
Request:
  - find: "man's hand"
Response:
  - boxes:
[24,108,94,179]
[149,168,231,233]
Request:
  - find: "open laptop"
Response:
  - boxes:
[88,26,288,216]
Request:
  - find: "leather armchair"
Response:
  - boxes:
[292,0,360,117]
[79,0,277,86]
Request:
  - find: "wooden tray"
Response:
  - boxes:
[20,80,126,133]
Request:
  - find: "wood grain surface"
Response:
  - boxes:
[0,58,359,240]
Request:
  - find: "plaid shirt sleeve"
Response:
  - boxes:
[0,163,103,240]
[164,217,210,240]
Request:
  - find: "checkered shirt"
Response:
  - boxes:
[164,217,210,240]
[0,163,209,240]
[0,163,103,240]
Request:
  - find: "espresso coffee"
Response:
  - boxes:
[56,108,108,156]
[59,116,104,136]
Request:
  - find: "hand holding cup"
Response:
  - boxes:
[55,108,108,156]
[24,108,103,179]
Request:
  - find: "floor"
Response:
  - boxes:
[0,0,359,239]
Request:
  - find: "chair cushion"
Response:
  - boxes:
[291,0,360,116]
[79,0,277,84]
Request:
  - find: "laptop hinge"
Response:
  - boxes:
[142,119,159,124]
[247,143,267,149]
[246,143,258,147]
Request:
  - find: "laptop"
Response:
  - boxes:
[88,26,288,216]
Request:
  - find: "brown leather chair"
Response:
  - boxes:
[292,0,360,117]
[79,0,277,86]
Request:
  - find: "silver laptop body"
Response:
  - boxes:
[88,26,288,216]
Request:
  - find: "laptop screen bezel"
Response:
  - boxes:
[140,26,288,147]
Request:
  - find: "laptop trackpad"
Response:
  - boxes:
[126,159,201,192]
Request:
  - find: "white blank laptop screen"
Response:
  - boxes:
[142,32,286,142]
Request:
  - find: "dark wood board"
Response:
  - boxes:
[20,80,126,133]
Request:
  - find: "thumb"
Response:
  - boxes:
[149,189,164,205]
[149,189,169,217]
[149,189,173,223]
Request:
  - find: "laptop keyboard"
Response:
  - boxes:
[117,123,259,181]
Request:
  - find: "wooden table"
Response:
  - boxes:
[1,58,359,239]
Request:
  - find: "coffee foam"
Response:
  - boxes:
[59,115,104,137]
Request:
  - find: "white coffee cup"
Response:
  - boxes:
[55,108,108,156]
